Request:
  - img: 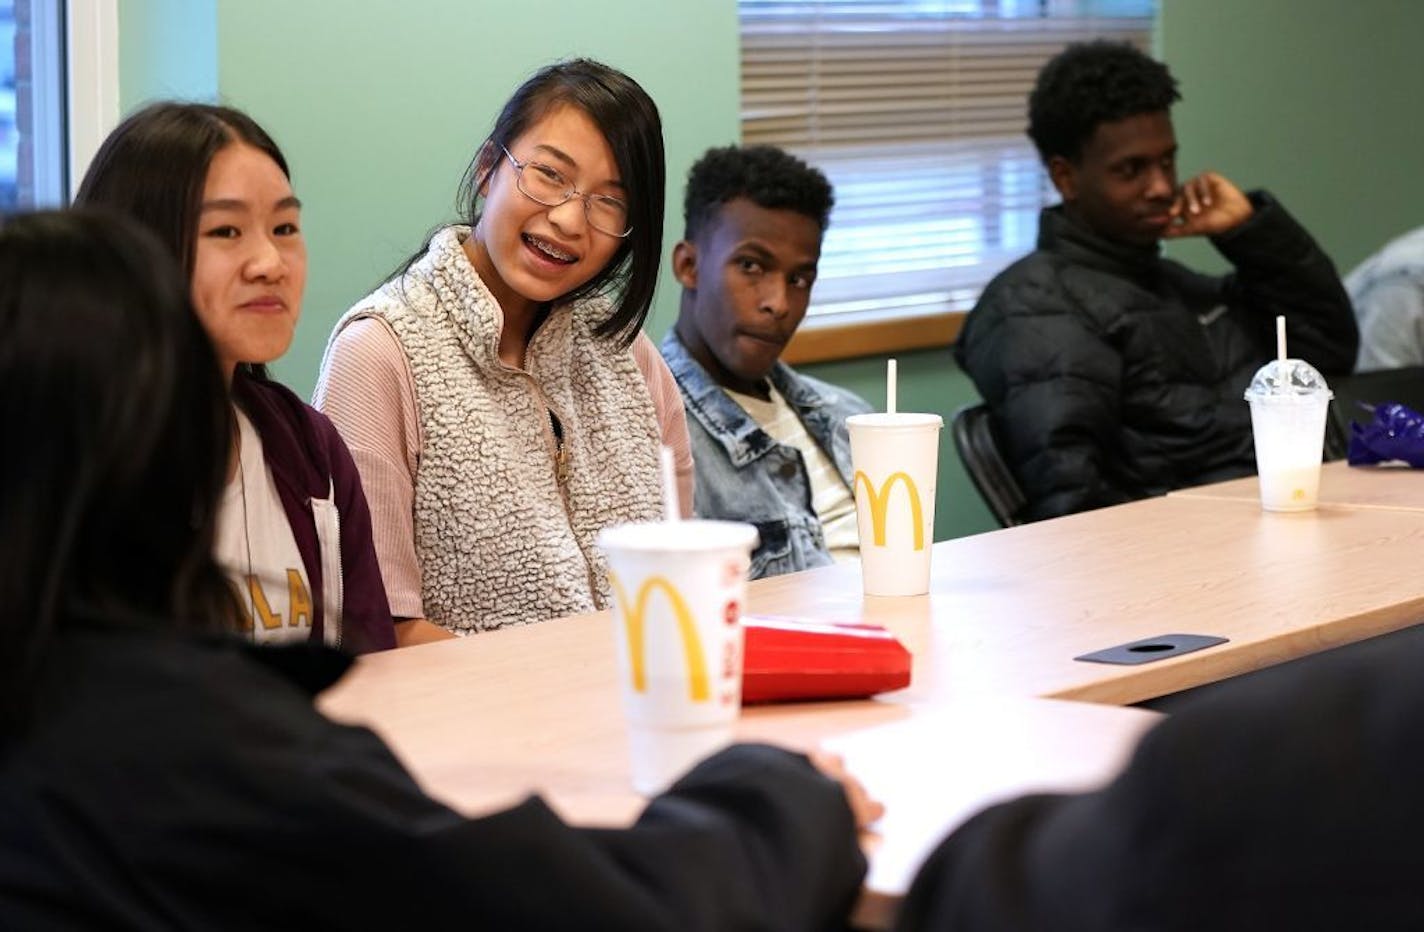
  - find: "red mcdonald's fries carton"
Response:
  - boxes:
[741,615,912,704]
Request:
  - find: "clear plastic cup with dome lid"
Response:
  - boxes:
[1243,318,1333,512]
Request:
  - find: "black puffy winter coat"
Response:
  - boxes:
[956,193,1357,521]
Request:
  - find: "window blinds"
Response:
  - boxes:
[740,0,1157,322]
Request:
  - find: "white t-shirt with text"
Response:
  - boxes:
[214,408,314,645]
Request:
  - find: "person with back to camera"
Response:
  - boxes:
[0,208,880,930]
[73,102,405,652]
[893,623,1424,930]
[315,59,696,635]
[955,41,1357,522]
[660,145,872,579]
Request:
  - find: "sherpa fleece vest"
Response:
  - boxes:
[335,226,664,632]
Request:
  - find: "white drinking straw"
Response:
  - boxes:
[1276,315,1288,370]
[887,357,898,415]
[660,445,680,522]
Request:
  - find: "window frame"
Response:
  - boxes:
[64,0,117,200]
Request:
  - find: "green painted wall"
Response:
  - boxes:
[1159,0,1424,275]
[117,0,217,108]
[213,0,739,402]
[116,1,1422,543]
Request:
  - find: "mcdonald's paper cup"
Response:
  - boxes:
[596,520,759,795]
[846,412,942,596]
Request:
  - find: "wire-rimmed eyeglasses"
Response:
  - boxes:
[501,146,632,238]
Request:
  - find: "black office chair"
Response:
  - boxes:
[951,403,1028,528]
[1325,366,1424,460]
[1323,409,1349,462]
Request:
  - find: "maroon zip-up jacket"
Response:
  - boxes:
[233,370,396,654]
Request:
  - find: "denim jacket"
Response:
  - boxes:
[660,331,872,579]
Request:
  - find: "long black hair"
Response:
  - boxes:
[72,101,293,379]
[0,210,238,735]
[402,58,665,347]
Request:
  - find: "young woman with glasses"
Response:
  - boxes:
[315,59,694,635]
[73,102,407,653]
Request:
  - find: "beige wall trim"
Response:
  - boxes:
[783,310,966,365]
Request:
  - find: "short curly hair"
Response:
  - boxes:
[682,145,834,241]
[1027,41,1180,164]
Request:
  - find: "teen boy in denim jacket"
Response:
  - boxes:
[660,146,871,579]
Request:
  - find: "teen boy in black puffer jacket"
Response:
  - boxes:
[957,41,1356,522]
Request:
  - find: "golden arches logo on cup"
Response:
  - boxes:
[853,470,926,551]
[608,572,711,702]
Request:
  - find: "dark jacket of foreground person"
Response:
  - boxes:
[0,627,865,930]
[895,631,1424,931]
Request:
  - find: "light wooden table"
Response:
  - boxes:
[1171,459,1424,513]
[321,636,1159,929]
[747,493,1424,705]
[321,489,1424,925]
